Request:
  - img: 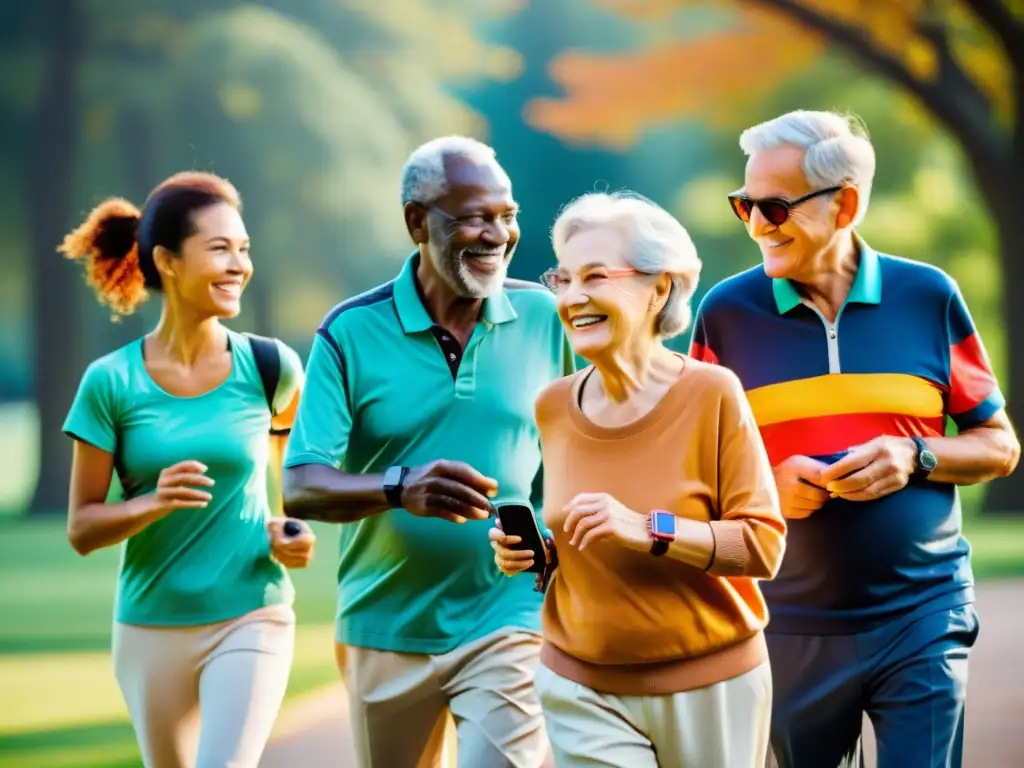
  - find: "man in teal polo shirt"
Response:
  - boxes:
[283,136,573,768]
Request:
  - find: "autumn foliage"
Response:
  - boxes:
[524,0,1017,148]
[523,0,1024,513]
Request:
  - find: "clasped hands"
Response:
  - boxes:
[489,492,649,578]
[775,436,918,520]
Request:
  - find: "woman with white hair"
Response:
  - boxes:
[489,191,787,767]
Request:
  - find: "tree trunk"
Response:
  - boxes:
[246,275,273,338]
[28,0,83,515]
[980,140,1024,515]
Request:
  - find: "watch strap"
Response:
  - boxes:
[649,538,670,557]
[909,436,931,478]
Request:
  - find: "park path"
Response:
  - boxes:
[261,581,1024,767]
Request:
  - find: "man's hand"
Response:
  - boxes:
[773,455,831,520]
[401,460,498,524]
[818,436,917,502]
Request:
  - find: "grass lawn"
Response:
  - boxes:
[0,519,341,768]
[963,514,1024,579]
[2,510,1023,768]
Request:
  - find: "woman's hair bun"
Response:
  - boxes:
[59,197,148,316]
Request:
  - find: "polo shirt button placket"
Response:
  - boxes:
[825,323,840,373]
[430,327,465,381]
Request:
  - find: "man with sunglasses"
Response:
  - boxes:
[282,136,572,767]
[689,109,1020,768]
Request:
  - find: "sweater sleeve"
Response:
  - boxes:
[707,369,787,579]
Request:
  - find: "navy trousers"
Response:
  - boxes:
[767,603,979,768]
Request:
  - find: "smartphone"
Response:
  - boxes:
[493,503,547,574]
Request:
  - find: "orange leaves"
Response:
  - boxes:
[524,6,823,148]
[820,0,935,79]
[527,0,1014,148]
[587,0,703,20]
[948,1,1015,121]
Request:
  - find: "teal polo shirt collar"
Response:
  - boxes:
[393,251,518,333]
[771,236,882,315]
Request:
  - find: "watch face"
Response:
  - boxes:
[651,511,676,537]
[921,449,938,472]
[383,465,403,488]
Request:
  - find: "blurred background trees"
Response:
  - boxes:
[0,0,1018,515]
[1,0,520,512]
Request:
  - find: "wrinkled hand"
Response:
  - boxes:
[818,436,917,502]
[489,519,551,576]
[563,493,648,552]
[268,517,316,569]
[146,460,215,517]
[401,460,498,524]
[773,455,831,520]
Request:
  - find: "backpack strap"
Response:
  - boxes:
[244,332,281,415]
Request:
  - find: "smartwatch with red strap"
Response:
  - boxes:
[647,510,676,556]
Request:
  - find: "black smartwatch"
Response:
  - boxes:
[383,465,409,507]
[910,436,937,479]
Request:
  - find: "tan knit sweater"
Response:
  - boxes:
[536,358,786,695]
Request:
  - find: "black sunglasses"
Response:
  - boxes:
[727,186,844,226]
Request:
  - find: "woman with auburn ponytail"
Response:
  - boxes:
[60,171,316,768]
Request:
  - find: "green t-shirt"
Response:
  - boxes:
[63,329,304,627]
[284,254,575,654]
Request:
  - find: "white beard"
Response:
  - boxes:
[452,251,508,298]
[429,239,509,299]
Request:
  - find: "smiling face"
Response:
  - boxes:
[554,224,668,363]
[155,202,252,318]
[410,155,520,299]
[743,144,856,282]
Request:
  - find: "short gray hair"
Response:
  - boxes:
[551,191,701,339]
[739,110,876,226]
[399,136,497,206]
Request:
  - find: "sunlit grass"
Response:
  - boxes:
[0,517,340,766]
[0,652,125,736]
[0,622,338,739]
[964,515,1024,579]
[0,722,142,768]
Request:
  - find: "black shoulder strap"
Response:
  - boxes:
[244,332,281,415]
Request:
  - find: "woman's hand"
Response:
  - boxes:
[489,519,550,575]
[268,517,316,569]
[67,447,214,556]
[563,493,649,552]
[146,460,215,517]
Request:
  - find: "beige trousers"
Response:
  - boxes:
[338,629,550,768]
[535,661,773,768]
[112,604,295,768]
